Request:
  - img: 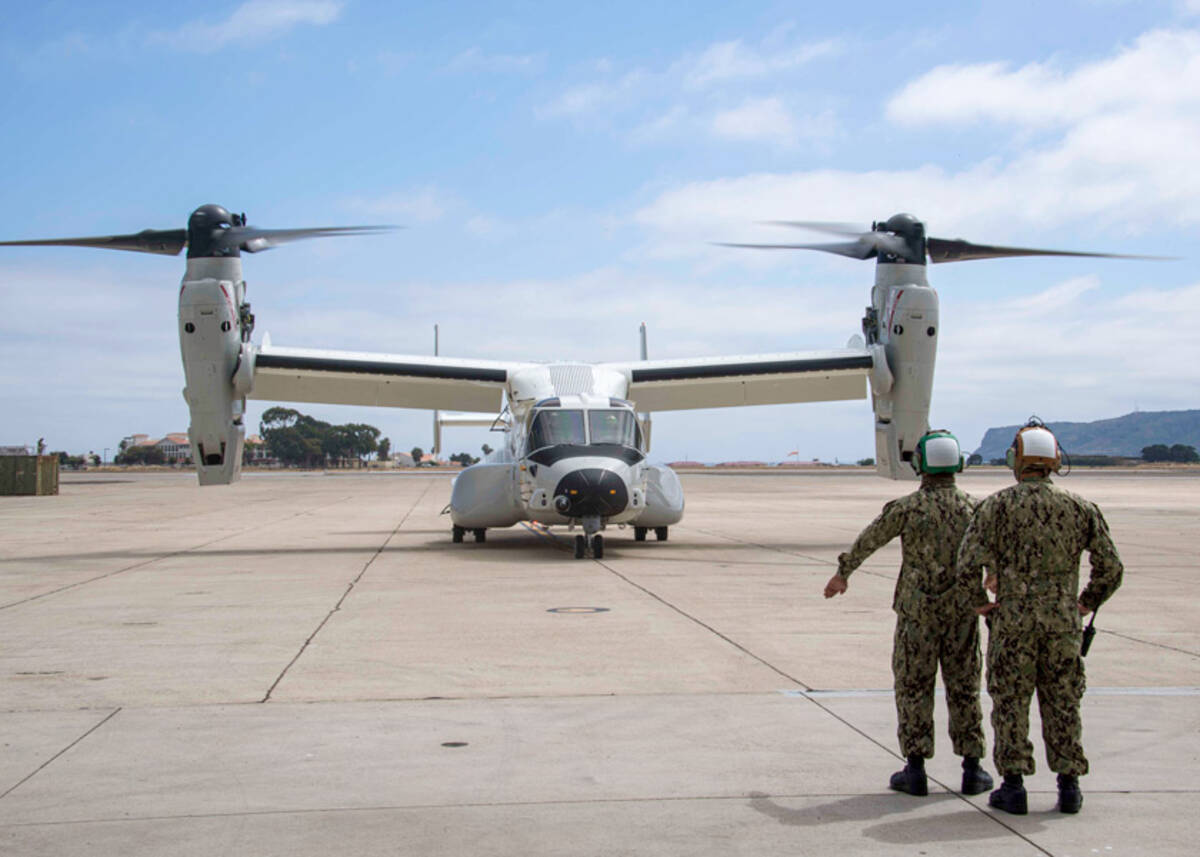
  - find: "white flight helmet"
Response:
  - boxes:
[915,430,965,475]
[1006,418,1062,477]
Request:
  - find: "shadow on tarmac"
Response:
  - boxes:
[746,790,1046,842]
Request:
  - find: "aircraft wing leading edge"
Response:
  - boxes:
[609,349,873,412]
[250,343,516,413]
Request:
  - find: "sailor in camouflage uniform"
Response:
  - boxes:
[957,420,1123,815]
[825,431,993,797]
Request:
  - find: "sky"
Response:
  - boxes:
[1,0,1197,464]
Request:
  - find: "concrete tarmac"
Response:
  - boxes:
[1,469,1196,855]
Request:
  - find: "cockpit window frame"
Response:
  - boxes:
[525,406,644,455]
[526,408,587,452]
[588,409,642,450]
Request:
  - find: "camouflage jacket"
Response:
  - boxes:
[837,476,978,620]
[957,476,1123,633]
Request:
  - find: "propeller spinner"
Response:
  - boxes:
[0,204,394,259]
[717,213,1169,264]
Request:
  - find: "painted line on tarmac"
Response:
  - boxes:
[0,708,121,800]
[0,495,358,612]
[592,558,813,691]
[261,482,434,703]
[1098,628,1200,658]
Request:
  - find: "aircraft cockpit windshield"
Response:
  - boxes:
[528,409,586,449]
[589,410,640,448]
[527,408,642,453]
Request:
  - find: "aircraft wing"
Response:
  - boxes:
[250,341,518,412]
[604,348,873,412]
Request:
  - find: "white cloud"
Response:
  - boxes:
[446,47,541,74]
[676,38,841,89]
[886,29,1200,127]
[628,106,691,144]
[635,27,1200,254]
[343,187,457,223]
[710,99,837,147]
[149,0,342,52]
[537,31,840,146]
[538,72,646,118]
[711,97,798,145]
[935,279,1197,447]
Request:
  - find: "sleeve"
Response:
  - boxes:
[956,501,994,609]
[837,499,905,578]
[1078,503,1124,611]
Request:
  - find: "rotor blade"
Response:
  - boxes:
[927,236,1173,264]
[217,224,397,253]
[713,240,879,260]
[0,228,186,256]
[760,220,870,237]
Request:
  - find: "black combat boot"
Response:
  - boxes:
[1057,773,1083,814]
[988,773,1028,815]
[889,755,928,796]
[961,756,994,795]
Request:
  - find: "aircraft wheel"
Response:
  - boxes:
[452,525,465,543]
[592,534,604,559]
[655,527,669,542]
[473,528,486,543]
[634,527,647,542]
[574,535,586,559]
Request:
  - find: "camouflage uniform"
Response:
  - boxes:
[838,474,985,760]
[957,476,1123,776]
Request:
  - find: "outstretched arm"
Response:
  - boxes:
[824,500,905,597]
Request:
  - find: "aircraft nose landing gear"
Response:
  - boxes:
[574,516,604,559]
[573,533,604,559]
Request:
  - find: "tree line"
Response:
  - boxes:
[260,407,383,467]
[1141,444,1199,463]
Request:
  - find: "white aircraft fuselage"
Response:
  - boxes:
[448,378,684,552]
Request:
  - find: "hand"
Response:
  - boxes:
[824,574,848,598]
[1078,602,1091,616]
[975,602,999,616]
[984,573,997,594]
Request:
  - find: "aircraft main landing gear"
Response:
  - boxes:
[452,525,486,544]
[634,527,647,541]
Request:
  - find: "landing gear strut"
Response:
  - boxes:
[573,516,605,559]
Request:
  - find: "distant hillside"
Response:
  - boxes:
[973,410,1200,461]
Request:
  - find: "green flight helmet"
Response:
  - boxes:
[915,430,965,475]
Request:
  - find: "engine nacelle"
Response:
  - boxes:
[865,264,938,480]
[178,258,252,486]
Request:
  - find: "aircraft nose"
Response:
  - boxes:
[553,468,628,517]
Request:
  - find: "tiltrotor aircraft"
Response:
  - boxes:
[1,206,1145,558]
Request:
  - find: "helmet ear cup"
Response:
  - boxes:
[1006,446,1016,470]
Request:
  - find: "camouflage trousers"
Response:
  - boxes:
[892,614,986,759]
[987,619,1088,776]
